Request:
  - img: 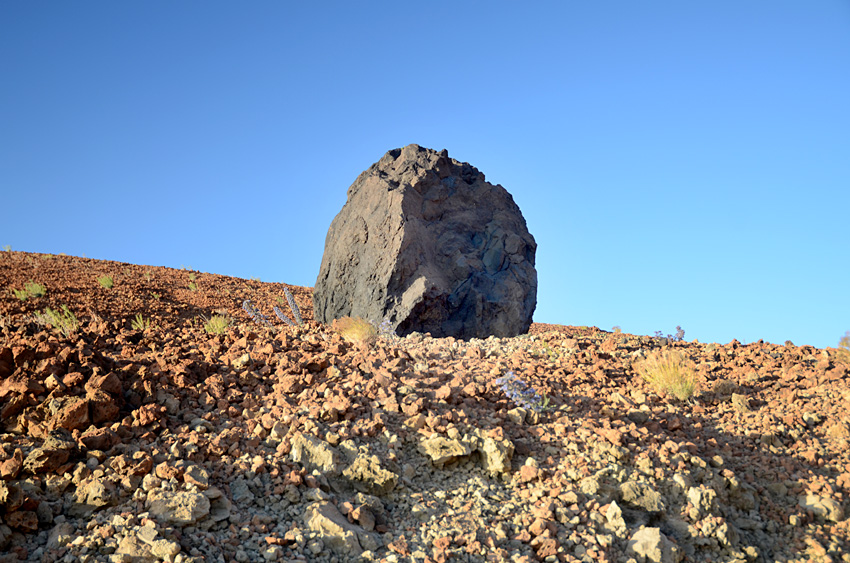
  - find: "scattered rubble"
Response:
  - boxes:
[0,251,849,562]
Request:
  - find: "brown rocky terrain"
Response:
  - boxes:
[1,250,848,563]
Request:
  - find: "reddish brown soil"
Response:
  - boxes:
[1,251,849,563]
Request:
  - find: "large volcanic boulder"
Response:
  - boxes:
[313,144,537,340]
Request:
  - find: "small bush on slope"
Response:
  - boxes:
[633,349,697,401]
[332,316,377,346]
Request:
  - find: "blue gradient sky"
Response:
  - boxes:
[2,2,848,348]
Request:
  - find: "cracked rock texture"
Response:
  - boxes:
[313,144,537,340]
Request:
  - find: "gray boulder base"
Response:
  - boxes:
[313,144,537,340]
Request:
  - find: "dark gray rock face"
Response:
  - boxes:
[313,144,537,340]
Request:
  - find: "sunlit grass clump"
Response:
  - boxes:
[203,314,231,335]
[633,349,697,401]
[332,316,377,346]
[34,305,79,338]
[97,275,114,289]
[131,313,151,332]
[13,280,46,300]
[838,331,850,365]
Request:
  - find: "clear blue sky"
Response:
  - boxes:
[2,2,848,348]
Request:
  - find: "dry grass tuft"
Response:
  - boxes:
[332,316,377,346]
[633,349,698,401]
[34,305,79,338]
[203,314,231,335]
[838,331,850,365]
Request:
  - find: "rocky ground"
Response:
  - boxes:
[1,250,849,563]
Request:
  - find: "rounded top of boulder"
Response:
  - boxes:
[352,144,487,197]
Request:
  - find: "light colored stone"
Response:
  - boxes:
[0,481,23,512]
[620,481,665,512]
[627,527,681,563]
[290,433,343,475]
[799,494,845,522]
[304,501,362,555]
[473,433,514,476]
[183,464,209,489]
[116,535,155,561]
[687,485,717,515]
[506,407,527,425]
[209,494,232,522]
[417,435,472,468]
[342,454,398,495]
[137,525,157,544]
[46,522,74,550]
[151,538,181,559]
[70,476,118,517]
[148,490,210,526]
[605,501,627,537]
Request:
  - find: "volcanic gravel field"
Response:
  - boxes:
[1,251,849,563]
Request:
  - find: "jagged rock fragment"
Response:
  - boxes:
[342,454,398,495]
[147,490,210,525]
[290,433,343,475]
[627,527,682,563]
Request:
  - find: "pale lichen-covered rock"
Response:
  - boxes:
[417,434,472,468]
[687,485,718,516]
[799,494,845,522]
[147,490,210,526]
[605,501,628,538]
[314,144,537,339]
[304,501,382,555]
[627,527,682,563]
[620,481,665,513]
[467,429,514,476]
[342,454,398,495]
[46,522,75,550]
[207,489,232,523]
[70,475,119,517]
[290,433,343,475]
[115,535,155,561]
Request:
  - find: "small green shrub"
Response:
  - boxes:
[203,314,231,335]
[131,313,151,332]
[97,275,114,289]
[12,280,46,300]
[143,272,152,281]
[188,282,198,292]
[2,245,10,252]
[25,280,46,298]
[189,273,197,281]
[151,292,161,301]
[34,305,79,338]
[633,349,697,401]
